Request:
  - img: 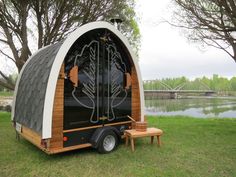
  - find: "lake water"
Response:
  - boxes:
[1,96,236,118]
[145,97,236,118]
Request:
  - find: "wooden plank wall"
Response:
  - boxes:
[131,66,141,122]
[49,64,64,151]
[21,125,42,148]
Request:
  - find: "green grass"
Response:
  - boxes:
[0,91,13,97]
[1,112,236,177]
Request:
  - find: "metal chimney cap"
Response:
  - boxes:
[110,18,123,24]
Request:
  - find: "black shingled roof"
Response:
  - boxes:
[14,42,63,135]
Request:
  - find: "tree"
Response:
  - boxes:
[0,0,140,90]
[230,77,236,91]
[170,0,236,62]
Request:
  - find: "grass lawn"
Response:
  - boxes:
[0,91,13,97]
[0,112,236,177]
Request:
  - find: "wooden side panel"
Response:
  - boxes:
[49,64,64,151]
[50,143,92,154]
[131,66,141,121]
[20,125,42,148]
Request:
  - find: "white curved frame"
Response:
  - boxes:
[13,21,145,139]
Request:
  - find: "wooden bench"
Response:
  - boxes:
[124,127,163,152]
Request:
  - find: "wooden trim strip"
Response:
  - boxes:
[49,143,92,154]
[63,125,103,133]
[105,121,132,127]
[63,121,132,133]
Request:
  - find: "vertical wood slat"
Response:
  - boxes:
[131,66,141,121]
[49,64,64,150]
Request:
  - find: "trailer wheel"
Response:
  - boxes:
[98,131,118,153]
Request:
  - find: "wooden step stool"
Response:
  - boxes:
[124,127,163,152]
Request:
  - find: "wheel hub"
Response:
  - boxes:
[103,135,116,152]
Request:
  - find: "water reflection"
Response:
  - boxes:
[145,97,236,118]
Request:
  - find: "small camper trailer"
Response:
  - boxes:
[12,21,145,154]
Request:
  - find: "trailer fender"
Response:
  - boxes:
[90,126,121,148]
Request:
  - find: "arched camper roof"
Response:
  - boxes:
[12,21,145,139]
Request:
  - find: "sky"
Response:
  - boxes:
[136,0,236,80]
[0,1,235,80]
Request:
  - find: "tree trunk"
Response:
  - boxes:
[232,43,236,63]
[0,80,15,90]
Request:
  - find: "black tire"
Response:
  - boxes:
[98,130,118,154]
